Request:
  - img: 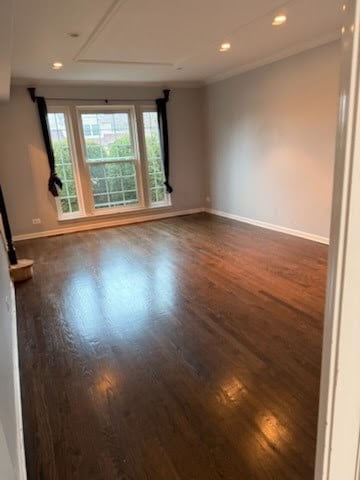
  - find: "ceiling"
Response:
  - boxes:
[7,0,343,91]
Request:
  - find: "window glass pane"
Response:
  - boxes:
[83,124,91,137]
[48,112,80,215]
[92,124,100,136]
[80,112,134,162]
[80,111,140,210]
[142,111,167,205]
[89,161,139,209]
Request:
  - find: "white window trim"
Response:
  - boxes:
[47,106,86,221]
[76,105,146,216]
[139,105,171,208]
[48,103,172,222]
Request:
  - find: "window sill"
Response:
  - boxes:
[57,203,172,224]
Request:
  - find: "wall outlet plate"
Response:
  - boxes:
[32,218,41,225]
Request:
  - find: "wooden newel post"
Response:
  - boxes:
[0,184,17,265]
[0,184,33,282]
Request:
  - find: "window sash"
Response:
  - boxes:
[85,157,136,164]
[76,106,145,214]
[47,106,84,219]
[140,108,169,207]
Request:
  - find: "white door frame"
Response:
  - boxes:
[315,0,360,478]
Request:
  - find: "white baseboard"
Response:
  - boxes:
[205,208,329,245]
[10,285,27,480]
[13,208,205,242]
[13,207,329,245]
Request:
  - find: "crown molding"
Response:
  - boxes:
[10,77,205,89]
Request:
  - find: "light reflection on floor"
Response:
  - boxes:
[60,251,177,343]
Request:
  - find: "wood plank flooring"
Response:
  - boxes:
[15,213,328,480]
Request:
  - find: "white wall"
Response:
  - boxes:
[0,42,341,240]
[205,41,341,239]
[0,85,206,237]
[0,232,24,479]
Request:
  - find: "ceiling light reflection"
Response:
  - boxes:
[219,42,231,52]
[258,413,290,447]
[96,370,119,398]
[220,377,247,404]
[272,15,287,26]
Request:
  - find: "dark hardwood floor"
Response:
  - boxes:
[15,213,328,480]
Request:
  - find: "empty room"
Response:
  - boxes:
[1,0,359,479]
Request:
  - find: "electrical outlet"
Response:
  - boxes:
[205,196,211,203]
[32,218,41,225]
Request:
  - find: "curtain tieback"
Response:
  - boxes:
[164,180,173,194]
[48,172,63,197]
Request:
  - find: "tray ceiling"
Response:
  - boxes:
[11,0,343,86]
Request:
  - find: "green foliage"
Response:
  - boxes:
[145,132,164,206]
[144,133,165,203]
[108,135,133,159]
[53,140,70,163]
[52,140,78,213]
[85,141,107,160]
[145,133,161,160]
[51,130,165,213]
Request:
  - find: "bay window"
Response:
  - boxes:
[47,104,170,220]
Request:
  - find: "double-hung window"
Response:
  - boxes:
[79,107,141,211]
[142,110,167,205]
[48,108,83,218]
[47,104,170,220]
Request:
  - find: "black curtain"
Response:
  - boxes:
[156,89,173,194]
[28,88,62,197]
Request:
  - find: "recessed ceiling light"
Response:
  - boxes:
[52,62,63,70]
[272,15,287,26]
[219,42,231,52]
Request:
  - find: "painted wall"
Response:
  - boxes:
[0,233,21,479]
[205,41,341,239]
[0,42,341,239]
[0,85,206,237]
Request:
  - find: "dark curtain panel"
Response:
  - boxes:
[36,97,63,197]
[156,89,173,193]
[29,89,62,197]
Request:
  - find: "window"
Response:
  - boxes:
[83,124,91,137]
[48,111,81,217]
[47,104,170,220]
[142,111,167,205]
[79,109,140,210]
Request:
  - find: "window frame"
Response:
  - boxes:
[47,102,172,222]
[139,106,171,208]
[47,106,85,220]
[76,105,146,216]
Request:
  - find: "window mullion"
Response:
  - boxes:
[128,107,145,209]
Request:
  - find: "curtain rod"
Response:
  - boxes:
[43,97,156,103]
[27,87,170,104]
